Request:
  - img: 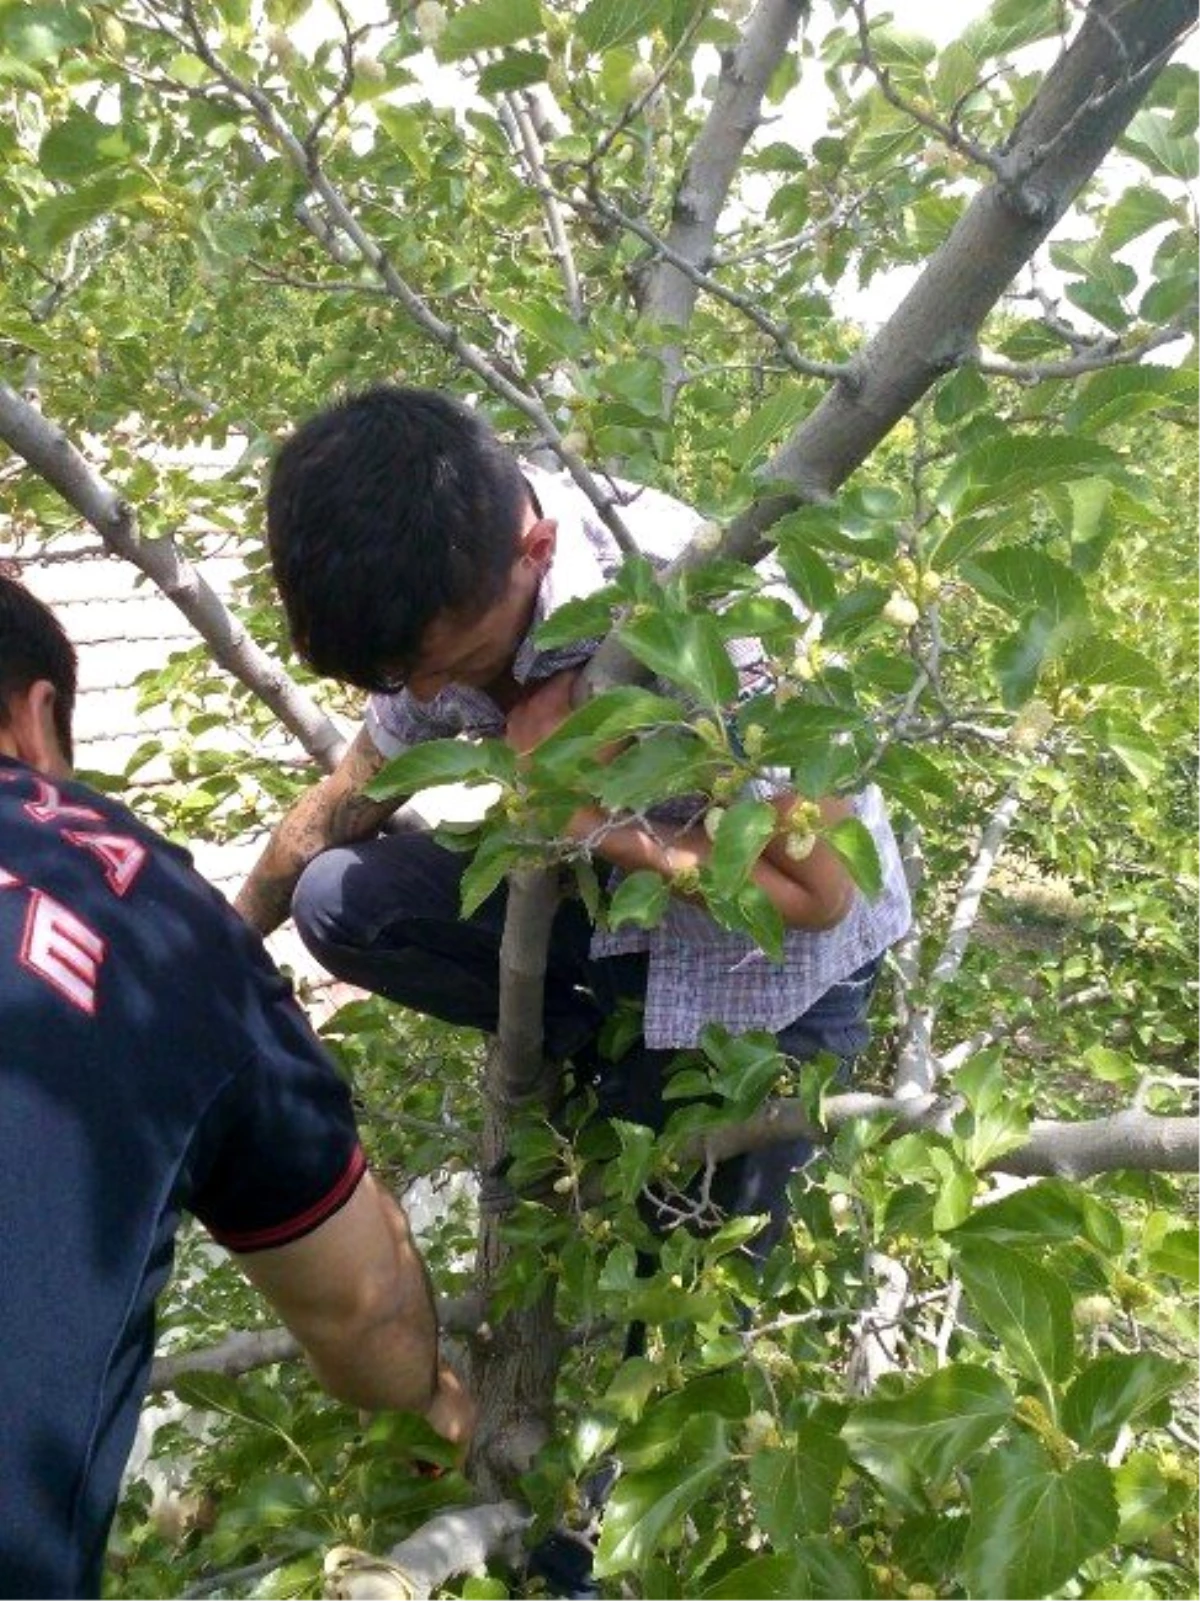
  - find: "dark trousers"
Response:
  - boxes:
[293,831,879,1256]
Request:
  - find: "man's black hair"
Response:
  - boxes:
[266,385,531,693]
[0,569,77,763]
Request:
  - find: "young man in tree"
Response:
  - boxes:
[0,573,473,1601]
[237,384,912,1249]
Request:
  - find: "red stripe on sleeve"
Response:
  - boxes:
[210,1145,369,1253]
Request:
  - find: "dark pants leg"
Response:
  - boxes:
[293,833,879,1250]
[292,830,606,1061]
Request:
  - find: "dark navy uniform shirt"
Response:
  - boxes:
[0,758,364,1599]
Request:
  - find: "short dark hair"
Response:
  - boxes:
[0,568,77,763]
[266,386,531,692]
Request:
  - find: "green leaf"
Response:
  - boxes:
[992,608,1083,709]
[458,833,533,918]
[608,870,671,932]
[754,700,863,766]
[700,1543,870,1594]
[826,817,882,898]
[27,171,152,256]
[843,1365,1012,1505]
[955,1239,1075,1391]
[1114,1452,1191,1543]
[39,108,133,182]
[1148,1225,1199,1285]
[532,588,620,649]
[364,738,517,800]
[962,1435,1118,1600]
[1062,1353,1188,1453]
[0,1,90,62]
[964,0,1062,58]
[616,1373,749,1471]
[619,610,739,707]
[872,744,956,821]
[729,384,815,467]
[1088,709,1165,785]
[595,1411,730,1576]
[578,0,662,55]
[775,539,838,612]
[1065,364,1195,436]
[494,290,588,357]
[436,0,542,61]
[705,800,776,900]
[1062,636,1162,692]
[477,48,548,93]
[595,729,715,811]
[938,437,1132,519]
[749,1419,848,1542]
[961,548,1088,625]
[1121,108,1199,181]
[729,881,785,963]
[950,1180,1086,1244]
[1102,184,1177,250]
[375,105,431,177]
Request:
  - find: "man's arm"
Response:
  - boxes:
[236,1170,473,1441]
[567,794,855,931]
[235,725,402,936]
[507,672,855,932]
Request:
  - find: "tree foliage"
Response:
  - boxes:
[0,0,1196,1595]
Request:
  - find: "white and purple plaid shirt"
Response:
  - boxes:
[365,463,912,1047]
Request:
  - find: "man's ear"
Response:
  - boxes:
[520,517,557,573]
[2,680,70,778]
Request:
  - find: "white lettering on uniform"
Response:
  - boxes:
[61,832,148,898]
[20,890,105,1015]
[24,781,104,827]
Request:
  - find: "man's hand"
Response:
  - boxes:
[505,669,580,757]
[425,1362,476,1451]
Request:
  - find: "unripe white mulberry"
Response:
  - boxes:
[882,591,920,629]
[1010,698,1055,750]
[642,91,670,130]
[785,830,816,862]
[265,24,297,64]
[560,430,588,456]
[354,52,386,84]
[724,0,754,22]
[627,60,656,97]
[414,0,447,47]
[703,806,726,840]
[693,519,722,554]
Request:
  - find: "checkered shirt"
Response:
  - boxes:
[365,463,912,1047]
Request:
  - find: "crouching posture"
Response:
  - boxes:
[237,386,912,1255]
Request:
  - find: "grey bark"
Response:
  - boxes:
[683,1096,1199,1179]
[586,0,1198,690]
[147,1294,485,1394]
[638,0,807,399]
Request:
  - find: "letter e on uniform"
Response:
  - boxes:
[21,890,105,1014]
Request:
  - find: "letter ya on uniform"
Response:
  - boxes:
[0,780,148,1014]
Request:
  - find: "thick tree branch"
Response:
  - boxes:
[0,382,346,771]
[683,1096,1199,1179]
[324,1502,529,1600]
[638,0,808,398]
[147,1295,485,1395]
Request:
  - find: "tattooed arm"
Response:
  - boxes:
[234,725,405,936]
